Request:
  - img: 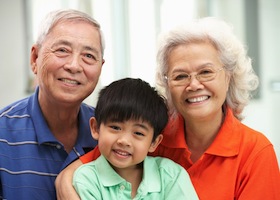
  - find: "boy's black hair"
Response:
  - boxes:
[94,78,168,141]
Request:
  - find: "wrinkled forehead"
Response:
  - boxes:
[43,21,102,52]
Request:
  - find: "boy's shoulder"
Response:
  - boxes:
[146,156,179,165]
[145,156,185,176]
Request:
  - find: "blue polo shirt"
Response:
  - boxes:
[0,88,97,199]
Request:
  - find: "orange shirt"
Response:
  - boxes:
[80,108,280,200]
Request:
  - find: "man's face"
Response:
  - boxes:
[31,20,104,107]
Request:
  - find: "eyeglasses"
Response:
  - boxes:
[164,66,225,86]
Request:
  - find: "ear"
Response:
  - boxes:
[148,134,163,153]
[224,71,231,92]
[89,117,99,140]
[30,45,39,74]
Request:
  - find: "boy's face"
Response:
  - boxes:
[90,118,162,171]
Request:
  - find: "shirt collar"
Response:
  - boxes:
[206,108,240,157]
[160,114,188,148]
[140,156,161,193]
[96,155,161,193]
[96,155,124,186]
[28,87,56,144]
[28,87,96,148]
[160,107,240,157]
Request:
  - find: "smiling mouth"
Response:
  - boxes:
[59,78,80,85]
[187,95,209,103]
[113,149,131,157]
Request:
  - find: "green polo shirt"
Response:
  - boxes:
[73,155,198,199]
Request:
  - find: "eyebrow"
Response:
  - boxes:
[83,45,101,56]
[134,123,152,131]
[171,63,216,73]
[199,63,215,68]
[51,39,101,56]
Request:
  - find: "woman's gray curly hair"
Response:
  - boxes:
[156,17,259,120]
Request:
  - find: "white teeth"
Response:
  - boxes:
[61,79,79,85]
[188,96,208,103]
[115,150,130,156]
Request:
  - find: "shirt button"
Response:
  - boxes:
[56,144,62,149]
[120,185,125,190]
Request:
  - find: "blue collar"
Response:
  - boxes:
[27,87,96,148]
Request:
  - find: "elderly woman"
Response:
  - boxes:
[151,17,280,199]
[55,17,280,200]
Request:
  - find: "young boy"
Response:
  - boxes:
[72,78,199,199]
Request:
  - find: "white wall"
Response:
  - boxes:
[243,0,280,163]
[0,0,29,107]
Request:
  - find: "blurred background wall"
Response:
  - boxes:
[0,0,279,163]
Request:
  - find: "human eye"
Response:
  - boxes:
[200,68,215,74]
[82,52,99,64]
[85,53,95,59]
[172,73,190,81]
[134,131,145,137]
[57,48,67,52]
[198,68,215,77]
[108,124,121,131]
[53,47,69,54]
[52,47,70,57]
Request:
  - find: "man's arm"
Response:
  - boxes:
[55,159,83,200]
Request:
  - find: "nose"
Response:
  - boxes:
[116,134,131,147]
[64,54,82,73]
[186,75,203,91]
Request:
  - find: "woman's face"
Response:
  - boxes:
[166,42,230,121]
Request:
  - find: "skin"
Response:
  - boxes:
[30,20,104,153]
[90,117,163,198]
[167,41,230,162]
[56,159,83,200]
